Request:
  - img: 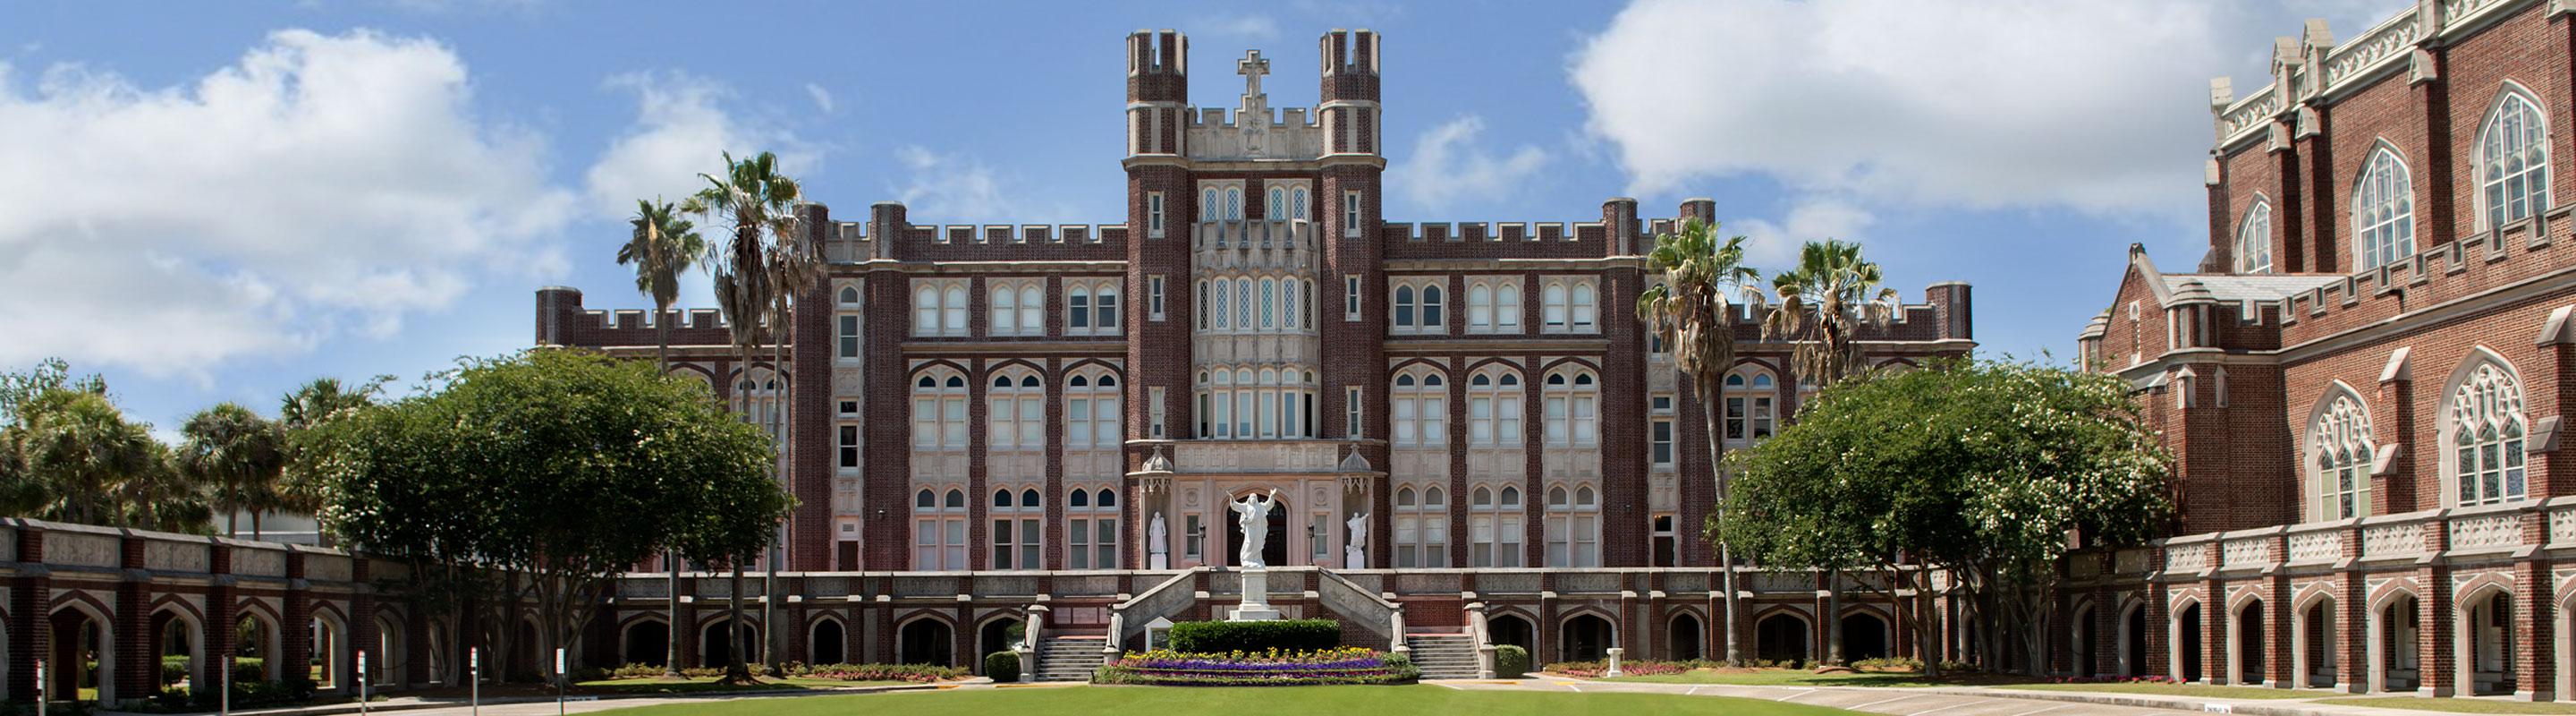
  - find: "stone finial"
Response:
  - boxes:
[2209,77,2233,113]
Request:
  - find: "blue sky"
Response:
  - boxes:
[0,0,2409,434]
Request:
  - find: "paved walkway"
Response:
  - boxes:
[93,677,2539,716]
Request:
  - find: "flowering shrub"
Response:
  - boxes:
[1094,647,1417,686]
[584,662,967,683]
[2042,674,2178,685]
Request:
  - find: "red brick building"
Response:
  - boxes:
[2073,0,2576,700]
[537,29,1970,676]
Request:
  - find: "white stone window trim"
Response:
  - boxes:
[2351,146,2416,272]
[1466,277,1523,334]
[2476,83,2552,233]
[2307,386,2375,522]
[2235,198,2274,275]
[2443,351,2531,507]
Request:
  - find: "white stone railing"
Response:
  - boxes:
[2221,535,2272,567]
[2323,11,2420,89]
[2287,527,2344,563]
[2446,510,2524,550]
[2362,518,2426,558]
[2165,542,2212,572]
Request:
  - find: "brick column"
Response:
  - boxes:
[282,551,312,689]
[114,533,151,705]
[8,527,43,703]
[350,559,376,695]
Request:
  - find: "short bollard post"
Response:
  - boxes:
[470,646,481,716]
[37,658,47,716]
[555,647,567,716]
[222,648,232,715]
[359,649,370,716]
[1604,647,1625,678]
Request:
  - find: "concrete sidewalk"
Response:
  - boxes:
[1442,675,2531,716]
[94,682,960,716]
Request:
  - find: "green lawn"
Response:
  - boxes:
[2316,697,2576,714]
[1602,669,2307,700]
[575,676,906,695]
[600,684,1860,715]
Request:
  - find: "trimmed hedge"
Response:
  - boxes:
[1494,644,1529,678]
[984,651,1021,683]
[1093,647,1416,686]
[1165,619,1341,654]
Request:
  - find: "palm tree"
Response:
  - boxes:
[1762,239,1897,386]
[617,197,708,677]
[1760,238,1897,666]
[1635,217,1760,665]
[181,402,287,538]
[754,215,825,676]
[24,391,161,526]
[275,378,382,538]
[684,150,801,683]
[618,199,711,371]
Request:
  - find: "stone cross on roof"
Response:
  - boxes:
[1238,49,1269,100]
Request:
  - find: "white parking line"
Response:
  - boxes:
[1776,688,1821,702]
[2007,704,2066,716]
[1852,695,1930,711]
[1906,700,1975,716]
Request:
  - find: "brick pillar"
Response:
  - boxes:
[2516,558,2554,699]
[8,527,43,703]
[113,533,151,705]
[282,551,312,689]
[2271,569,2293,687]
[402,609,428,686]
[2338,561,2368,693]
[2423,561,2455,695]
[351,559,376,695]
[205,543,235,695]
[2145,583,2172,679]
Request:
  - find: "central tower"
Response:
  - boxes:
[1124,30,1390,575]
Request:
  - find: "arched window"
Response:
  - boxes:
[1068,487,1119,569]
[1292,187,1309,219]
[1394,484,1448,567]
[1225,187,1244,220]
[1201,188,1218,221]
[1543,370,1598,447]
[2236,200,2273,275]
[987,371,1043,451]
[1066,371,1122,449]
[989,284,1019,335]
[1723,369,1777,445]
[2310,391,2374,521]
[2449,358,2529,506]
[989,485,1040,569]
[912,371,969,450]
[1392,371,1447,448]
[939,285,969,337]
[913,286,940,336]
[1542,283,1569,329]
[838,286,860,305]
[1260,278,1276,329]
[913,485,968,570]
[1570,282,1597,330]
[1545,483,1602,567]
[1394,286,1416,328]
[1468,369,1524,447]
[2479,88,2551,231]
[1421,284,1445,328]
[1267,187,1284,219]
[1466,485,1525,567]
[1213,278,1232,330]
[2352,149,2415,271]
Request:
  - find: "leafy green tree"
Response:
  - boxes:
[179,402,286,538]
[1718,359,2171,678]
[1760,238,1896,663]
[1636,217,1761,665]
[276,377,389,542]
[684,149,801,681]
[312,349,789,684]
[18,389,160,525]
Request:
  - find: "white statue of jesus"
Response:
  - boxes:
[1344,512,1368,569]
[1230,490,1282,568]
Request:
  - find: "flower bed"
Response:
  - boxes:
[585,661,967,683]
[1093,647,1419,686]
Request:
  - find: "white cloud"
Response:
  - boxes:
[891,145,1009,221]
[0,29,575,379]
[1386,115,1549,212]
[1198,13,1281,39]
[1730,198,1877,266]
[804,82,835,113]
[581,71,816,310]
[1571,0,2232,215]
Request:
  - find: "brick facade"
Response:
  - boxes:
[2072,0,2576,701]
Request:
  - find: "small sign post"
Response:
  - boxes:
[221,647,232,716]
[470,646,480,716]
[36,658,46,716]
[555,647,567,716]
[358,650,370,715]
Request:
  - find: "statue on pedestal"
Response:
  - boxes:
[1344,512,1368,569]
[1148,513,1169,569]
[1230,490,1281,569]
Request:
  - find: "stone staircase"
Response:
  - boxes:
[1404,633,1479,679]
[1034,635,1109,682]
